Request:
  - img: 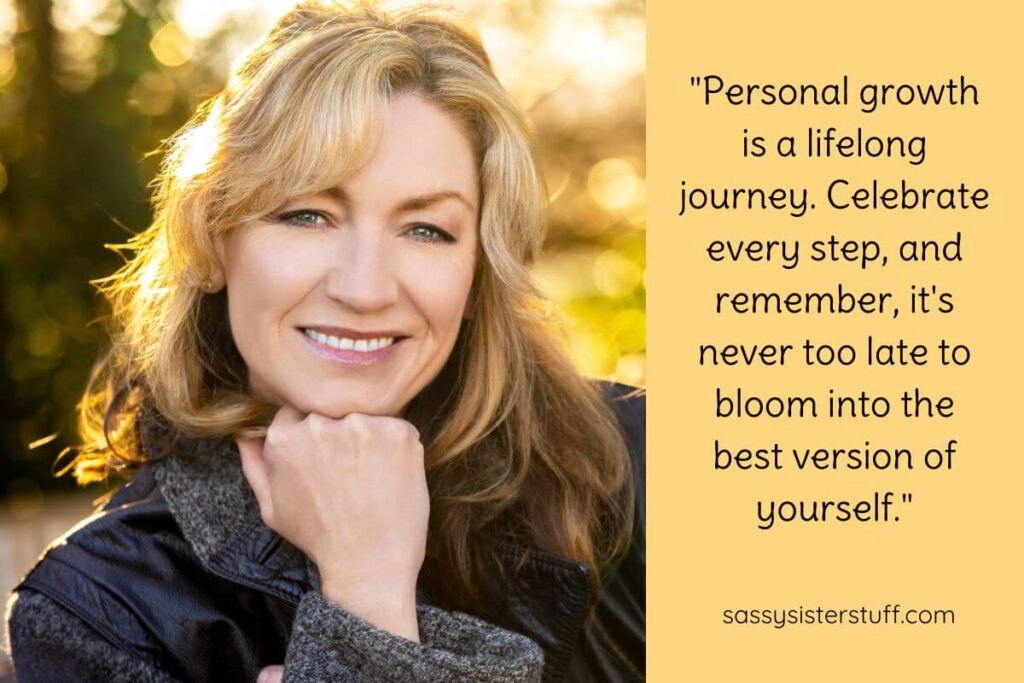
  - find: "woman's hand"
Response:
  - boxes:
[257,665,283,683]
[236,405,429,642]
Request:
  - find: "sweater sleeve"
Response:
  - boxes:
[4,589,178,683]
[284,590,544,682]
[6,587,543,683]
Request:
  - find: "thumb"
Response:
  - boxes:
[237,437,274,524]
[257,665,284,683]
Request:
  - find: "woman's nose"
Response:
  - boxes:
[323,230,400,312]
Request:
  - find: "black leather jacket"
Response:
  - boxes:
[10,383,645,681]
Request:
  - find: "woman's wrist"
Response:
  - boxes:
[320,575,420,643]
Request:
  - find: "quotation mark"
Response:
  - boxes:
[690,75,701,87]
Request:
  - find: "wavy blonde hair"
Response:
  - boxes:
[69,0,634,612]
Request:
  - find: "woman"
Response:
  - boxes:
[4,1,645,681]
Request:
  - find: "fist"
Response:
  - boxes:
[237,406,429,639]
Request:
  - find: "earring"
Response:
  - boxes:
[200,280,215,292]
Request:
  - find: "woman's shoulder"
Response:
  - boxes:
[5,588,176,682]
[11,467,190,613]
[7,462,292,678]
[17,465,181,577]
[7,467,194,670]
[597,379,645,419]
[595,380,646,458]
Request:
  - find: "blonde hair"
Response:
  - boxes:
[70,0,634,612]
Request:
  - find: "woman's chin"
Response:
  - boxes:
[287,393,399,419]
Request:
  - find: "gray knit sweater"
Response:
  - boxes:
[2,417,544,682]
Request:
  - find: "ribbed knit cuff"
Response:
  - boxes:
[283,591,543,682]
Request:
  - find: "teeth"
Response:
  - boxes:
[304,329,395,353]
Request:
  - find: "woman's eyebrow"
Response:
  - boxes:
[321,188,476,213]
[319,187,475,214]
[396,191,476,213]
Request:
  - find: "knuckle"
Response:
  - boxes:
[267,419,297,447]
[270,406,294,430]
[402,422,422,443]
[344,412,368,428]
[263,428,282,454]
[265,421,279,439]
[388,419,421,447]
[342,413,372,442]
[305,413,339,445]
[305,412,327,433]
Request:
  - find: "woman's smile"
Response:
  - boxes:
[298,326,406,367]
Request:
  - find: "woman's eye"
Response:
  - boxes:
[408,223,455,243]
[275,209,328,227]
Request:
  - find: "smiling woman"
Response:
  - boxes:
[4,2,645,681]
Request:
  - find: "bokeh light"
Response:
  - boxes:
[0,40,15,87]
[130,70,177,116]
[150,21,192,66]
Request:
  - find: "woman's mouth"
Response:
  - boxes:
[299,327,405,366]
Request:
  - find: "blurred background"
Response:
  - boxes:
[0,0,644,668]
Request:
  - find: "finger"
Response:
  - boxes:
[399,417,422,443]
[378,415,421,443]
[341,412,373,445]
[274,403,306,427]
[257,665,284,683]
[236,437,274,522]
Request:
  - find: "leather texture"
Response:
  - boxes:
[15,382,645,681]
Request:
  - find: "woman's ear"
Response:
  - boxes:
[201,272,225,293]
[202,235,228,293]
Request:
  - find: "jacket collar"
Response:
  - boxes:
[139,408,317,603]
[138,409,258,562]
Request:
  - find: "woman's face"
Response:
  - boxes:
[218,94,479,418]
